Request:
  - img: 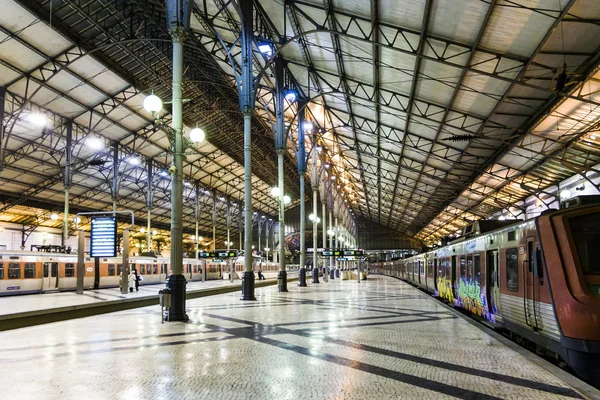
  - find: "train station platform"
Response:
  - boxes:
[0,272,286,332]
[0,276,597,400]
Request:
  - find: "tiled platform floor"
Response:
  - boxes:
[0,272,279,316]
[0,276,596,400]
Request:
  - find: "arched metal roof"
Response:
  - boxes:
[1,0,599,246]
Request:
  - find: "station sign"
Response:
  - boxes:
[337,256,357,261]
[90,216,117,257]
[343,249,364,257]
[198,250,238,258]
[322,249,343,256]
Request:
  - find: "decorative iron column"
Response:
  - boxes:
[63,120,72,247]
[112,143,119,212]
[195,183,199,259]
[240,0,256,300]
[297,100,307,287]
[311,131,319,284]
[165,0,192,320]
[147,159,153,252]
[274,56,288,292]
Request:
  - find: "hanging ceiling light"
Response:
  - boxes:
[271,187,281,197]
[26,112,48,128]
[86,137,104,151]
[189,127,206,143]
[143,94,162,114]
[560,189,572,200]
[50,212,59,221]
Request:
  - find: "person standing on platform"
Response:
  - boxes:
[128,270,136,293]
[132,268,140,291]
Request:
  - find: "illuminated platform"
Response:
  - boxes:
[0,276,596,399]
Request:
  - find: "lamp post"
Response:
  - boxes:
[240,0,255,301]
[271,186,291,292]
[142,1,206,320]
[311,139,320,284]
[297,99,308,287]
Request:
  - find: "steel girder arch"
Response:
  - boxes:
[0,86,278,218]
[13,3,288,200]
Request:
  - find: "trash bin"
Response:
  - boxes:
[158,288,171,322]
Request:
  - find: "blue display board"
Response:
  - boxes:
[90,216,117,257]
[198,250,238,258]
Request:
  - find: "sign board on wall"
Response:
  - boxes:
[90,216,117,257]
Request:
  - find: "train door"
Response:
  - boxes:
[42,262,58,291]
[433,258,438,291]
[160,263,168,282]
[524,238,540,329]
[451,255,457,297]
[185,263,192,280]
[94,258,100,289]
[486,250,500,316]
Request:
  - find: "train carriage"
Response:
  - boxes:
[381,197,600,382]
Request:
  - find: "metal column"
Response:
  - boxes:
[322,178,327,280]
[195,184,199,259]
[147,159,153,252]
[274,56,288,292]
[63,120,72,247]
[212,190,217,251]
[165,8,189,319]
[311,138,319,284]
[112,143,118,211]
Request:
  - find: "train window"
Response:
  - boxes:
[427,259,434,278]
[420,261,425,276]
[8,263,20,279]
[474,255,481,282]
[117,264,122,275]
[65,263,75,277]
[108,264,115,276]
[506,248,519,292]
[459,257,466,280]
[467,257,473,281]
[569,213,600,275]
[193,265,197,273]
[139,265,145,275]
[507,231,516,241]
[438,259,444,278]
[145,265,152,275]
[0,263,3,279]
[24,263,36,278]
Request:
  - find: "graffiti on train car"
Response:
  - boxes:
[437,277,454,304]
[456,279,486,317]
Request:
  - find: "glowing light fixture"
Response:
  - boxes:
[140,227,146,233]
[152,229,158,235]
[143,94,162,113]
[498,215,506,221]
[26,112,48,127]
[271,186,281,197]
[159,170,169,177]
[189,127,205,143]
[86,137,104,151]
[308,213,315,221]
[304,122,314,131]
[127,156,140,166]
[283,195,291,205]
[50,213,59,221]
[284,89,298,102]
[258,41,273,56]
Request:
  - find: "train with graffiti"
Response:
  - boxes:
[374,196,600,382]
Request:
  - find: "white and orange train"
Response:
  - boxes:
[0,251,283,296]
[0,252,231,295]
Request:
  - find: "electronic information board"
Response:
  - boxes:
[198,250,239,258]
[90,216,117,257]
